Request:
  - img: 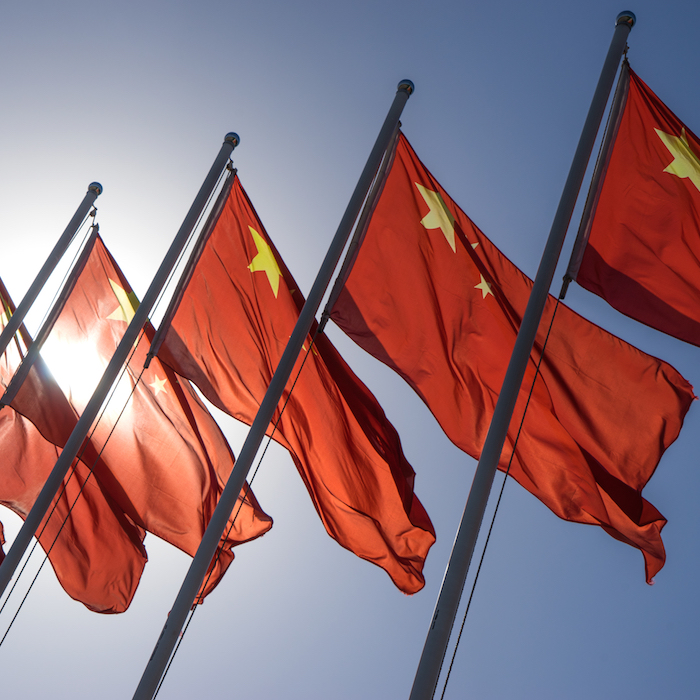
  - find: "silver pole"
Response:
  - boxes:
[131,79,414,700]
[0,133,239,600]
[562,60,630,296]
[0,229,99,408]
[0,183,102,357]
[408,12,635,700]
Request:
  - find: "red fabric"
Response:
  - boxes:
[331,133,695,583]
[158,176,435,594]
[0,281,147,613]
[13,237,272,601]
[577,69,700,346]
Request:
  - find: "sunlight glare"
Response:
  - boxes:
[42,335,134,417]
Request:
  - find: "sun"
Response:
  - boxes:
[41,335,134,417]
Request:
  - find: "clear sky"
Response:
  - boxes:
[0,1,699,698]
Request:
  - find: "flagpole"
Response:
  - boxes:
[561,60,630,297]
[0,133,239,600]
[131,79,414,700]
[0,228,100,408]
[321,124,400,322]
[408,12,635,700]
[0,183,102,358]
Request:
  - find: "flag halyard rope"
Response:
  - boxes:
[0,326,150,645]
[0,215,99,624]
[0,165,231,637]
[437,299,562,700]
[27,215,96,339]
[153,320,323,698]
[149,164,231,328]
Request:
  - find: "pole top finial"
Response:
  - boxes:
[616,11,636,27]
[88,182,103,196]
[398,79,414,96]
[225,132,240,148]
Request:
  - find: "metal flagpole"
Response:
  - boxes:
[561,60,631,298]
[0,132,239,600]
[320,123,400,324]
[408,12,635,700]
[0,228,100,408]
[131,79,414,700]
[146,170,236,359]
[0,182,102,358]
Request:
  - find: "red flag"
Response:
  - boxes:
[0,281,147,613]
[13,236,272,600]
[576,68,700,346]
[331,133,695,583]
[158,175,435,594]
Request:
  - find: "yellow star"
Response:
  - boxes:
[655,127,700,192]
[107,279,140,323]
[415,183,456,252]
[247,226,283,298]
[149,375,167,396]
[474,274,494,299]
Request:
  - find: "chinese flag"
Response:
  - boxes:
[577,68,700,346]
[0,280,147,613]
[158,175,435,594]
[12,235,272,600]
[331,133,695,583]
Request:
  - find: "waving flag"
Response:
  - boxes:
[331,133,695,583]
[12,236,272,600]
[576,68,700,346]
[0,280,147,613]
[157,175,435,594]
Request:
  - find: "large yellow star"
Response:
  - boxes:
[415,183,456,252]
[474,274,494,299]
[247,226,283,298]
[107,279,140,323]
[655,127,700,192]
[149,374,167,396]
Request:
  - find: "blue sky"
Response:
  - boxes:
[1,1,699,698]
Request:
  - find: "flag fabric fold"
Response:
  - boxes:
[157,175,436,594]
[11,236,272,601]
[576,68,700,346]
[330,132,695,583]
[0,280,147,613]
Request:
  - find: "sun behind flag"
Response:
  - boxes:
[157,174,436,595]
[11,235,272,600]
[575,67,700,346]
[331,132,695,583]
[0,279,148,613]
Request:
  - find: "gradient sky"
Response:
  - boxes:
[1,1,699,698]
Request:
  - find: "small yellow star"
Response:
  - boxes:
[107,280,140,323]
[296,338,319,356]
[248,226,283,297]
[149,375,167,396]
[474,274,494,299]
[655,127,700,192]
[415,183,456,252]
